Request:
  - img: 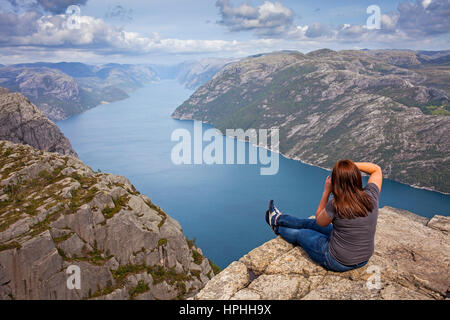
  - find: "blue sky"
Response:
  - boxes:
[0,0,449,64]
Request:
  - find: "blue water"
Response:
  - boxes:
[57,80,450,268]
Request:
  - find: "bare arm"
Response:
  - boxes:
[355,162,383,192]
[315,176,332,227]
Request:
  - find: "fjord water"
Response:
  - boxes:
[57,80,450,268]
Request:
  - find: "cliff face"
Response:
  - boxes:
[172,49,450,193]
[0,140,215,300]
[0,88,77,157]
[195,207,449,300]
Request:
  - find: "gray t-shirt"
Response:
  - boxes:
[325,183,380,266]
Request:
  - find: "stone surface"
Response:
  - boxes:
[427,215,450,233]
[0,88,77,157]
[195,261,250,300]
[0,263,11,299]
[0,140,215,300]
[195,207,450,300]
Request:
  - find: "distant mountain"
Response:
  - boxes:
[363,49,450,67]
[0,59,230,121]
[152,58,234,90]
[0,63,159,121]
[150,64,183,80]
[172,49,450,193]
[176,58,236,89]
[11,62,95,78]
[0,87,77,157]
[417,50,450,65]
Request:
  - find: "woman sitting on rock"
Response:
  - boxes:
[266,160,382,272]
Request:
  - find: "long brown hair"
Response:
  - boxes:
[331,159,374,219]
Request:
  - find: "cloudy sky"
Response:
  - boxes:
[0,0,449,64]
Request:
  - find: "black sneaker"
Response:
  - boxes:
[265,200,274,226]
[269,199,275,213]
[265,200,282,232]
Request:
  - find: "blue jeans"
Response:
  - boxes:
[276,215,368,272]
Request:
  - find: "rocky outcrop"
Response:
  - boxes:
[0,140,215,300]
[0,88,77,157]
[195,207,449,300]
[172,49,450,193]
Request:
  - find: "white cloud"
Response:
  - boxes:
[395,0,450,36]
[0,0,448,63]
[216,0,296,37]
[305,23,333,38]
[0,13,233,54]
[422,0,432,9]
[0,10,309,60]
[5,0,88,13]
[215,0,449,45]
[380,13,399,31]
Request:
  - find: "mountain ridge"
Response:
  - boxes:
[0,59,233,121]
[172,49,450,193]
[0,62,158,121]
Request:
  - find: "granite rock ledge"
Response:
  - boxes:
[195,207,449,300]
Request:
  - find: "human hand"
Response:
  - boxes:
[324,176,332,194]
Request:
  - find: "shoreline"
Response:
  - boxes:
[52,80,163,122]
[171,115,450,196]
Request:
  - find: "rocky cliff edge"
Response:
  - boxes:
[0,88,77,157]
[0,140,216,300]
[195,207,449,300]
